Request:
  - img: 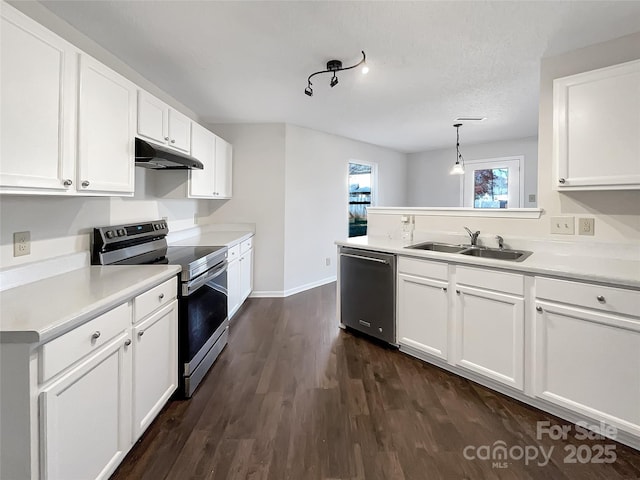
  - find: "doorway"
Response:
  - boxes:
[348,161,376,237]
[461,156,523,208]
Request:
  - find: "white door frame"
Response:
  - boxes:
[459,155,524,208]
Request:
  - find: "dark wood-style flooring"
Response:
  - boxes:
[112,283,640,480]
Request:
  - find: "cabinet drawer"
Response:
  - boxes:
[228,243,240,261]
[456,266,523,296]
[536,277,640,318]
[398,256,448,280]
[134,277,177,323]
[240,237,253,253]
[40,302,131,383]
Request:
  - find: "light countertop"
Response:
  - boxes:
[171,230,253,248]
[0,265,181,344]
[336,236,640,289]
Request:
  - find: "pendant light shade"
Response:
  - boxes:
[450,123,465,175]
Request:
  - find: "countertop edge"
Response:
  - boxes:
[171,231,254,248]
[0,266,181,345]
[335,240,640,290]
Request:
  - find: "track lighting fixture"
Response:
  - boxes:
[450,123,466,175]
[304,51,367,96]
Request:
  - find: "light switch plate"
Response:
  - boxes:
[550,216,575,235]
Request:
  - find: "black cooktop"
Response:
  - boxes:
[165,245,226,268]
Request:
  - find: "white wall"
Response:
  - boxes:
[283,125,407,293]
[203,124,287,295]
[407,137,538,208]
[370,32,640,245]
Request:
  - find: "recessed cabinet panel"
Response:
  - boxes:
[454,287,524,390]
[240,247,253,302]
[137,91,167,144]
[397,273,448,359]
[554,60,640,190]
[0,6,76,191]
[534,302,640,435]
[189,123,216,198]
[168,109,191,153]
[77,55,135,194]
[214,137,233,198]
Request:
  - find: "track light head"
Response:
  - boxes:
[305,83,313,97]
[330,74,338,88]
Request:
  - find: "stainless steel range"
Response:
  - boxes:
[91,220,228,397]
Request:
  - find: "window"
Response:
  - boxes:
[462,157,523,209]
[348,162,375,237]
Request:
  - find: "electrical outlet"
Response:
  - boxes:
[578,218,595,236]
[13,231,31,257]
[550,216,575,235]
[325,257,331,266]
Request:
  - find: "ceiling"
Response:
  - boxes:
[38,1,640,153]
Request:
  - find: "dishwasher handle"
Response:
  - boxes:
[340,252,389,265]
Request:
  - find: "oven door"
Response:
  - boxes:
[179,262,228,378]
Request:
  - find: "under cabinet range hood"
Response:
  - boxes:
[135,138,204,170]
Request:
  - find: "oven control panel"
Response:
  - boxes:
[92,220,168,248]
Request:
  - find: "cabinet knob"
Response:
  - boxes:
[536,306,543,312]
[558,178,566,184]
[124,339,132,346]
[91,331,101,340]
[164,136,170,141]
[596,295,606,303]
[81,180,90,188]
[159,293,165,300]
[456,289,461,295]
[63,179,73,187]
[170,139,176,144]
[442,287,447,292]
[138,331,145,337]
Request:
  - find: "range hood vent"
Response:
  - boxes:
[135,138,204,170]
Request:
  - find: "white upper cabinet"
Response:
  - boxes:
[553,59,640,190]
[0,3,77,193]
[77,54,135,195]
[0,3,135,196]
[137,91,191,153]
[214,136,233,198]
[188,122,216,198]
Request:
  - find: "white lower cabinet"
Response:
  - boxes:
[228,237,253,319]
[397,257,449,360]
[451,266,525,390]
[534,277,640,437]
[40,332,132,480]
[132,300,178,440]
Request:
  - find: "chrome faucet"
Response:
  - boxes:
[464,226,480,246]
[496,235,504,250]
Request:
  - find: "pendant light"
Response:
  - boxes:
[450,123,465,175]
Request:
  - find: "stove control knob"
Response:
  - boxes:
[118,229,126,236]
[105,231,114,239]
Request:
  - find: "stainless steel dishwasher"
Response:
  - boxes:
[339,247,396,344]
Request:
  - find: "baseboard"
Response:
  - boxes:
[250,276,336,298]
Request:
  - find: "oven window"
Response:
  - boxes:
[179,276,228,362]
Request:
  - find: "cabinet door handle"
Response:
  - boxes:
[81,180,90,188]
[442,287,447,292]
[558,178,566,184]
[536,306,543,312]
[164,136,170,141]
[596,295,606,303]
[124,339,132,346]
[91,331,101,340]
[170,139,176,144]
[138,331,145,337]
[159,293,165,300]
[63,179,73,187]
[456,289,461,295]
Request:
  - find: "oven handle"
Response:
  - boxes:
[185,261,227,296]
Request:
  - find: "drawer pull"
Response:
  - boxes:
[159,293,165,300]
[536,306,543,313]
[164,136,170,141]
[596,295,606,303]
[91,331,101,340]
[442,287,447,292]
[124,339,132,346]
[81,180,90,188]
[456,290,461,295]
[558,178,566,184]
[138,331,145,337]
[63,179,73,187]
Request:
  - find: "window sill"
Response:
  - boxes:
[367,207,543,219]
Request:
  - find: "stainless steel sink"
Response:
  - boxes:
[459,247,533,262]
[406,242,467,253]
